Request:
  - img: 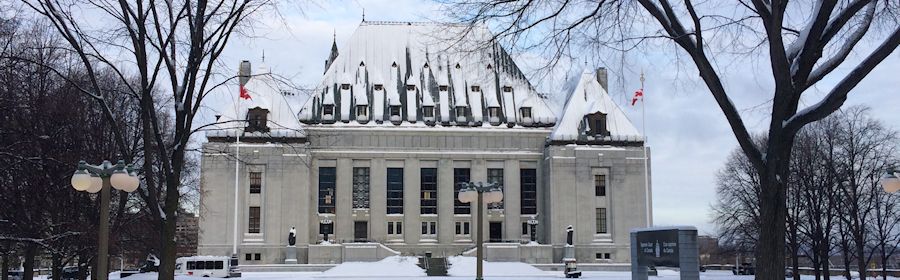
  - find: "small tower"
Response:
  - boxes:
[324,31,339,74]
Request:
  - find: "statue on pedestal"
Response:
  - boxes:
[288,226,296,246]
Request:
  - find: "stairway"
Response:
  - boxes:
[417,253,449,276]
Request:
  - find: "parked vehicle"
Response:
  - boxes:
[175,256,240,278]
[732,263,755,275]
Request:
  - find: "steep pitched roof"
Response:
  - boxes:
[550,69,642,142]
[208,63,306,139]
[298,21,556,127]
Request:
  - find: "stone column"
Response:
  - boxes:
[403,159,421,244]
[335,158,353,242]
[437,159,454,243]
[370,159,388,242]
[503,160,521,241]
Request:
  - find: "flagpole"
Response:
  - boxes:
[640,71,651,226]
[233,85,243,257]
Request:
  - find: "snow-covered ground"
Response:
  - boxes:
[106,257,900,280]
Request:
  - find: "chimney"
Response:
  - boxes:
[595,67,608,92]
[238,60,251,86]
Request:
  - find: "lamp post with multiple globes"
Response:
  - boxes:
[457,182,503,280]
[70,160,140,280]
[881,169,900,193]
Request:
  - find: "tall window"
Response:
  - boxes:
[595,175,607,196]
[387,168,404,214]
[248,207,260,233]
[455,221,470,235]
[520,107,532,119]
[520,169,537,215]
[246,108,269,132]
[420,168,437,214]
[318,167,336,214]
[249,172,262,194]
[454,168,471,214]
[596,208,608,234]
[353,167,370,209]
[487,168,504,210]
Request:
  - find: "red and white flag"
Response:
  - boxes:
[631,88,643,106]
[239,84,252,100]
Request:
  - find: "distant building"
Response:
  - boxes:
[176,215,199,257]
[198,21,651,264]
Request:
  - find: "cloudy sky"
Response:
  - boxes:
[211,0,900,234]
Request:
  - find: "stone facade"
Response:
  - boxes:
[198,21,651,265]
[198,126,651,264]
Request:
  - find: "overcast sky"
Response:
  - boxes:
[209,0,900,235]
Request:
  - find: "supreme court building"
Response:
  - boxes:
[198,21,651,265]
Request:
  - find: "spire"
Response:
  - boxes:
[324,30,339,74]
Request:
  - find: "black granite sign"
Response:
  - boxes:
[636,229,680,267]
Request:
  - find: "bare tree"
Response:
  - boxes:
[444,1,900,278]
[19,0,275,278]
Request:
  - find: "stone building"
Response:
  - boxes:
[198,21,651,265]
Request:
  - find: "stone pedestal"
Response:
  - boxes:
[284,246,298,264]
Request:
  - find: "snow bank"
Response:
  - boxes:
[320,256,425,277]
[446,256,549,277]
[118,272,208,280]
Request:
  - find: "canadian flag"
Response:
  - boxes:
[239,84,252,100]
[631,88,643,106]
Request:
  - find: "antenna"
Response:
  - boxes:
[262,50,266,62]
[362,8,365,22]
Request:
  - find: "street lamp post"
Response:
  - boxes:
[70,160,140,280]
[881,169,900,193]
[457,182,503,280]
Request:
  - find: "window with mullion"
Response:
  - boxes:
[249,172,262,194]
[595,175,607,197]
[596,208,608,234]
[352,167,370,209]
[318,167,336,214]
[520,169,537,215]
[420,168,438,214]
[248,207,260,233]
[387,168,404,214]
[487,168,504,210]
[453,168,471,214]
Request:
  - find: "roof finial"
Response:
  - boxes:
[262,50,265,62]
[362,8,365,22]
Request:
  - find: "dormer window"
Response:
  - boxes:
[520,107,532,119]
[470,86,480,92]
[390,106,401,117]
[406,85,416,91]
[439,85,449,91]
[456,106,468,123]
[502,86,512,92]
[423,62,429,69]
[341,84,350,90]
[486,64,493,70]
[586,112,609,137]
[392,62,398,68]
[488,107,501,125]
[423,106,434,118]
[323,104,334,116]
[246,107,269,133]
[374,84,384,91]
[455,63,461,69]
[359,61,365,67]
[356,105,368,117]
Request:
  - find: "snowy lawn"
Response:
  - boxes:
[111,258,900,280]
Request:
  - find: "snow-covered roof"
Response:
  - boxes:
[207,63,306,139]
[299,21,555,127]
[549,69,642,143]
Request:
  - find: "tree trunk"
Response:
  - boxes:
[755,151,788,280]
[881,244,888,280]
[22,244,36,280]
[52,254,62,280]
[2,251,9,280]
[855,232,867,279]
[789,224,800,280]
[90,258,97,280]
